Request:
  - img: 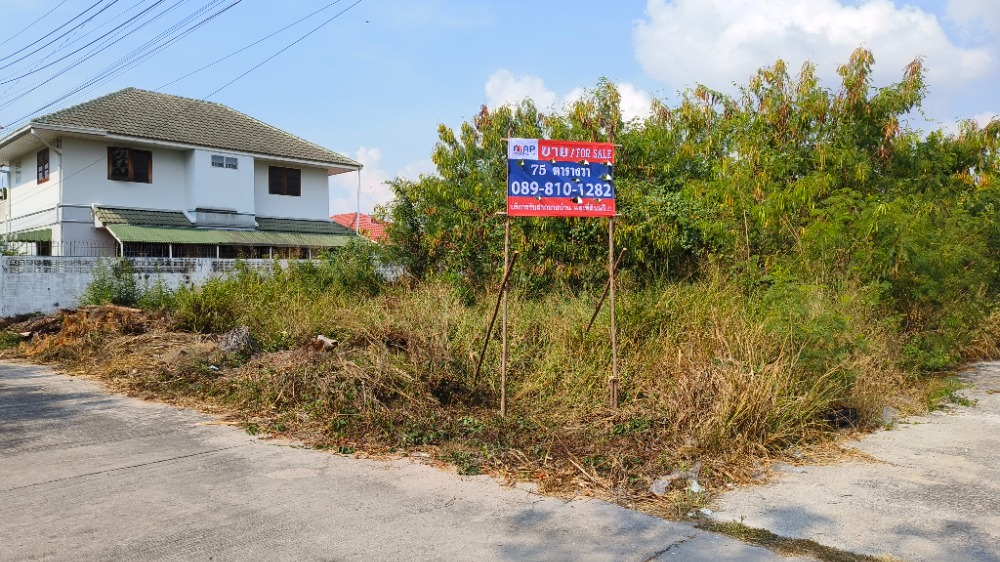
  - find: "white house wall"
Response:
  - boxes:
[2,147,61,234]
[0,256,292,317]
[253,161,330,220]
[59,220,118,256]
[60,137,187,211]
[185,149,255,214]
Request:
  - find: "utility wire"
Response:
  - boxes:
[0,0,193,107]
[206,0,364,99]
[157,0,346,91]
[0,0,161,99]
[15,0,169,71]
[0,0,72,49]
[1,0,240,128]
[53,0,242,105]
[0,0,120,69]
[0,0,168,83]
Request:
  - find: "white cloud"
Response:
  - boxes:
[485,71,652,120]
[934,110,998,136]
[329,148,437,215]
[562,86,586,107]
[397,159,436,180]
[971,111,1000,126]
[617,82,654,121]
[947,0,1000,33]
[485,69,557,109]
[634,0,995,94]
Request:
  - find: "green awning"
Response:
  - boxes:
[105,224,350,247]
[8,228,52,242]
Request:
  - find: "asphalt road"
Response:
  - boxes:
[711,361,1000,562]
[0,361,792,562]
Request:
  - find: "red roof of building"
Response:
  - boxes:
[331,213,387,242]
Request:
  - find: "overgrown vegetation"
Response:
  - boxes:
[78,258,176,309]
[700,520,898,561]
[9,48,998,518]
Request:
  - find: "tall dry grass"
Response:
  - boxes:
[17,260,931,505]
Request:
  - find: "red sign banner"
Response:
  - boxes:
[507,138,616,218]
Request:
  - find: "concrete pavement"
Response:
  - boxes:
[0,361,794,561]
[711,361,1000,562]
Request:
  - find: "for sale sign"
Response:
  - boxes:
[506,138,615,218]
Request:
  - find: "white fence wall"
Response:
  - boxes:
[0,257,283,317]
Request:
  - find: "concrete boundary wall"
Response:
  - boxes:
[0,257,284,317]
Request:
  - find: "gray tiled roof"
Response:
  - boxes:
[35,88,360,169]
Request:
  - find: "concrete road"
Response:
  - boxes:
[712,361,1000,562]
[0,362,794,562]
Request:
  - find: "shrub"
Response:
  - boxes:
[80,258,141,307]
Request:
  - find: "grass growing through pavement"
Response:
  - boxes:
[699,520,903,562]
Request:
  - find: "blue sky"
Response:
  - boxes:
[3,0,998,215]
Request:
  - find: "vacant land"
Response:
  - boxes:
[2,361,800,561]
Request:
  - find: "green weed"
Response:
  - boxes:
[0,331,22,350]
[446,450,482,475]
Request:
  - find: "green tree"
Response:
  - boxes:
[378,47,1000,357]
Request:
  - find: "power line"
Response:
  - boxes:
[157,0,346,91]
[19,0,171,70]
[206,0,365,99]
[0,0,164,100]
[0,0,192,108]
[0,0,72,49]
[0,0,120,69]
[2,0,241,129]
[0,0,168,83]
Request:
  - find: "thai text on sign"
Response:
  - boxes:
[506,138,616,218]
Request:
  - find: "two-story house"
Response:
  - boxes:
[0,87,359,257]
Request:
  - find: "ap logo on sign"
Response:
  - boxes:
[507,138,538,160]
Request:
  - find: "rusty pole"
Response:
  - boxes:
[585,247,627,335]
[473,250,519,384]
[608,217,619,409]
[501,216,510,417]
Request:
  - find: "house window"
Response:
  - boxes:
[211,155,238,170]
[268,166,301,196]
[108,147,152,183]
[37,149,49,184]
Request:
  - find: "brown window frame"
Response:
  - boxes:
[268,166,301,196]
[107,147,153,183]
[37,148,50,184]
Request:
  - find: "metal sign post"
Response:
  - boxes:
[501,215,510,417]
[499,138,621,410]
[608,217,619,409]
[473,247,518,385]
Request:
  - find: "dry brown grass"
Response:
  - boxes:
[963,307,1000,361]
[4,275,966,521]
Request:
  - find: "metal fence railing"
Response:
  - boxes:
[0,240,118,257]
[1,239,336,259]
